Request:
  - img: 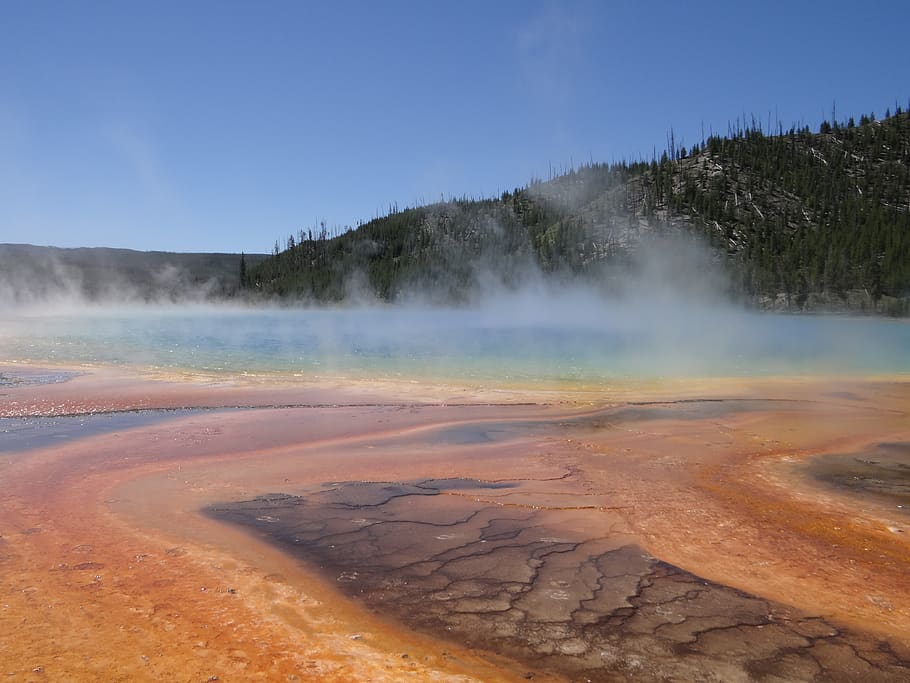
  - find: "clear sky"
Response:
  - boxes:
[2,0,909,254]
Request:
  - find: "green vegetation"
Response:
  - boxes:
[250,106,910,315]
[686,109,910,314]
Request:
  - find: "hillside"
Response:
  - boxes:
[250,108,910,314]
[665,110,910,313]
[0,244,268,305]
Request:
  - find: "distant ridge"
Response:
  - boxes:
[0,243,268,305]
[250,106,910,315]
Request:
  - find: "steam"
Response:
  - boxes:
[1,180,906,382]
[0,245,236,312]
[2,231,906,382]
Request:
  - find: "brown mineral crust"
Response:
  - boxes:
[1,365,909,680]
[2,371,562,681]
[564,386,910,642]
[207,479,910,681]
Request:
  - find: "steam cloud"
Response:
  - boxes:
[1,169,906,381]
[0,245,236,312]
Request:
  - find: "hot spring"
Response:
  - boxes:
[2,301,907,385]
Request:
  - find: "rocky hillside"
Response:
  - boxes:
[249,108,910,314]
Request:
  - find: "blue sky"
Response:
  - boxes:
[2,0,909,254]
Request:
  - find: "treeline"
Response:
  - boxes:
[247,105,910,314]
[0,244,269,305]
[248,162,654,302]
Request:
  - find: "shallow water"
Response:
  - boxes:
[2,305,908,383]
[0,368,79,387]
[0,409,203,454]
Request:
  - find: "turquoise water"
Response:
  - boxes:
[1,305,908,384]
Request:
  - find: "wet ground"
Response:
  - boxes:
[805,442,910,515]
[208,477,910,682]
[3,368,910,682]
[564,398,801,426]
[0,409,203,454]
[0,368,79,388]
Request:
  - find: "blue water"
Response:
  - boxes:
[0,410,202,453]
[1,305,908,385]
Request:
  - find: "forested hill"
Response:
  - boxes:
[249,108,910,314]
[0,244,268,305]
